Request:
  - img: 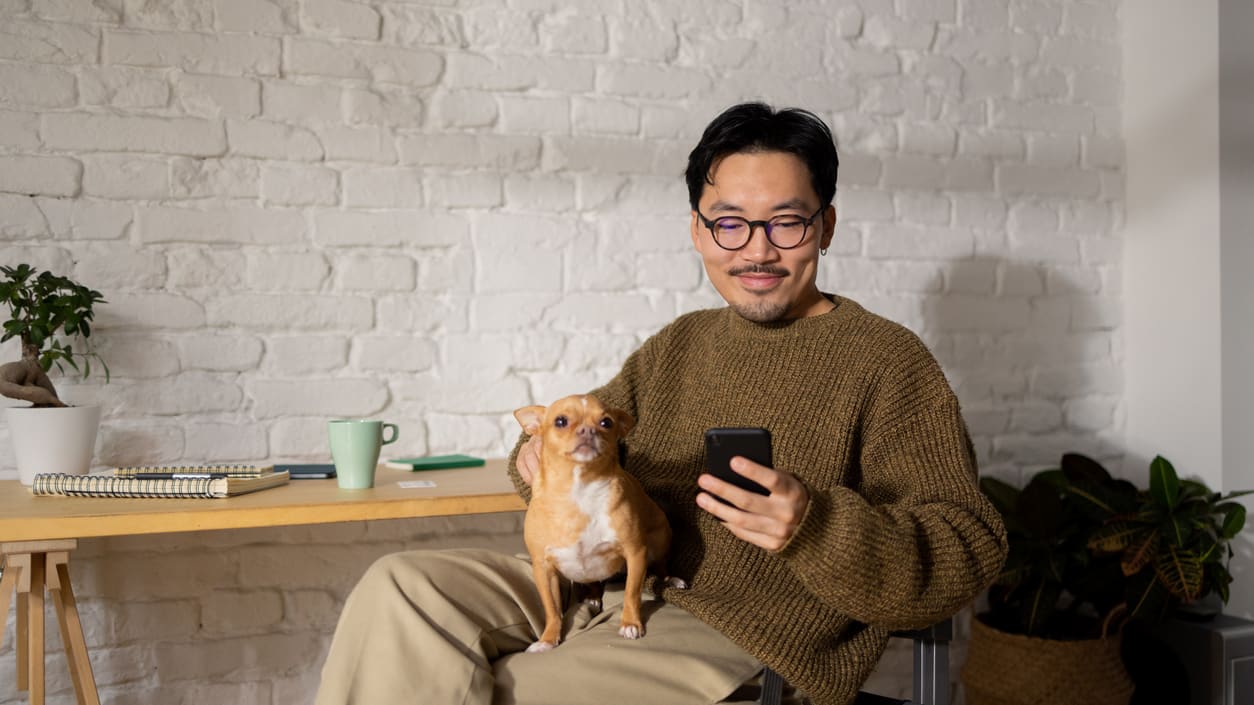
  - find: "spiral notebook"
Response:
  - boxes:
[111,463,274,478]
[31,470,290,499]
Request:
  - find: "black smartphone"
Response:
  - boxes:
[703,427,772,504]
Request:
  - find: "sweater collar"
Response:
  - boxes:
[723,293,860,340]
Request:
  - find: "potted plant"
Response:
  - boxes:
[962,452,1249,705]
[0,263,108,484]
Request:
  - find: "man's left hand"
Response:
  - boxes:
[696,457,809,552]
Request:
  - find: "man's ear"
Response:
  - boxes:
[819,203,836,251]
[609,408,635,437]
[690,211,703,250]
[513,405,546,435]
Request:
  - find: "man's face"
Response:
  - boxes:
[690,150,836,323]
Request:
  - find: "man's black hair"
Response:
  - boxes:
[684,102,839,211]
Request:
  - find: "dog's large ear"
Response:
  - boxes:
[608,407,635,437]
[513,405,546,435]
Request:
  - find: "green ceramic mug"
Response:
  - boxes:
[328,419,399,489]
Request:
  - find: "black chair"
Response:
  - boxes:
[758,618,953,705]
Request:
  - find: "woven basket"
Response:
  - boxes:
[961,616,1134,705]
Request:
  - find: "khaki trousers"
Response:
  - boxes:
[314,548,766,705]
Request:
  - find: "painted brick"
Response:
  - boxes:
[106,29,280,75]
[95,292,205,330]
[153,633,323,682]
[174,74,261,119]
[427,413,506,452]
[215,0,298,33]
[74,245,166,290]
[262,81,342,124]
[313,210,469,247]
[342,86,426,128]
[0,154,80,197]
[380,5,466,47]
[138,205,304,245]
[0,194,49,239]
[42,113,226,156]
[998,164,1101,197]
[269,417,334,457]
[865,224,974,260]
[598,63,710,100]
[78,66,170,109]
[936,27,1038,62]
[606,14,678,62]
[343,166,423,208]
[1017,67,1069,101]
[263,336,349,374]
[991,99,1094,133]
[248,378,388,418]
[110,374,244,415]
[543,136,655,173]
[95,423,185,467]
[246,251,330,290]
[446,53,595,92]
[397,133,540,170]
[426,172,502,208]
[285,38,441,85]
[226,119,323,161]
[572,97,639,135]
[122,0,214,31]
[0,64,77,111]
[0,109,39,149]
[354,335,436,372]
[82,155,169,200]
[317,124,396,163]
[174,335,263,372]
[336,254,416,292]
[301,0,381,40]
[393,373,531,414]
[500,95,570,134]
[417,248,473,293]
[202,589,284,635]
[540,11,607,54]
[183,421,267,461]
[206,294,373,330]
[504,174,575,212]
[427,90,497,129]
[167,249,247,290]
[261,164,339,207]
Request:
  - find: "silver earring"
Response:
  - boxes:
[820,248,828,256]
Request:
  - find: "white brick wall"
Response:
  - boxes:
[0,0,1124,702]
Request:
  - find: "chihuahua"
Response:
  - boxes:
[513,394,676,652]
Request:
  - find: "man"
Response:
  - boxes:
[315,103,1007,705]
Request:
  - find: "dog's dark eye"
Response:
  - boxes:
[599,417,614,429]
[554,416,568,428]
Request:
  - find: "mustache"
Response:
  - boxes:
[728,264,789,277]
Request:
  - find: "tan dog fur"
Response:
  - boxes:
[514,394,673,652]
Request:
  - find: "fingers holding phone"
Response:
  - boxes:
[699,428,809,552]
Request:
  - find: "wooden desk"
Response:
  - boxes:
[0,460,526,705]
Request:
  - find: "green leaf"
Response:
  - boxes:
[1088,521,1145,553]
[980,476,1020,518]
[1150,456,1180,509]
[1155,546,1204,601]
[1218,502,1247,539]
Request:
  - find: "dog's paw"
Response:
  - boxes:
[664,576,689,590]
[583,597,603,614]
[618,623,643,639]
[526,640,558,653]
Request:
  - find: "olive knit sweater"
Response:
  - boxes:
[508,295,1007,705]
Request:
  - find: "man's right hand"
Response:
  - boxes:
[516,435,542,485]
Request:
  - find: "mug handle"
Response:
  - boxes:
[382,423,399,446]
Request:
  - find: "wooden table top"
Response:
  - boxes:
[0,459,526,542]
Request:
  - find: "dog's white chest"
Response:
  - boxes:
[548,468,621,583]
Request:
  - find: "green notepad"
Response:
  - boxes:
[384,454,485,471]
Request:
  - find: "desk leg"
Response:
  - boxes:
[0,558,19,652]
[27,553,45,705]
[48,554,100,705]
[1,541,97,705]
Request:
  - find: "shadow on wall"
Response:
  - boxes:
[915,256,1118,487]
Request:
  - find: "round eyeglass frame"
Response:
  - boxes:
[697,205,826,251]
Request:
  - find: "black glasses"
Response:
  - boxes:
[697,205,825,251]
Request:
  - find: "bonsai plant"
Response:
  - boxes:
[963,452,1250,705]
[0,263,108,406]
[1,263,109,484]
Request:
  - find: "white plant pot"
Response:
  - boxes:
[6,405,102,485]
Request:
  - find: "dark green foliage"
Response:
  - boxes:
[0,263,108,402]
[981,453,1249,639]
